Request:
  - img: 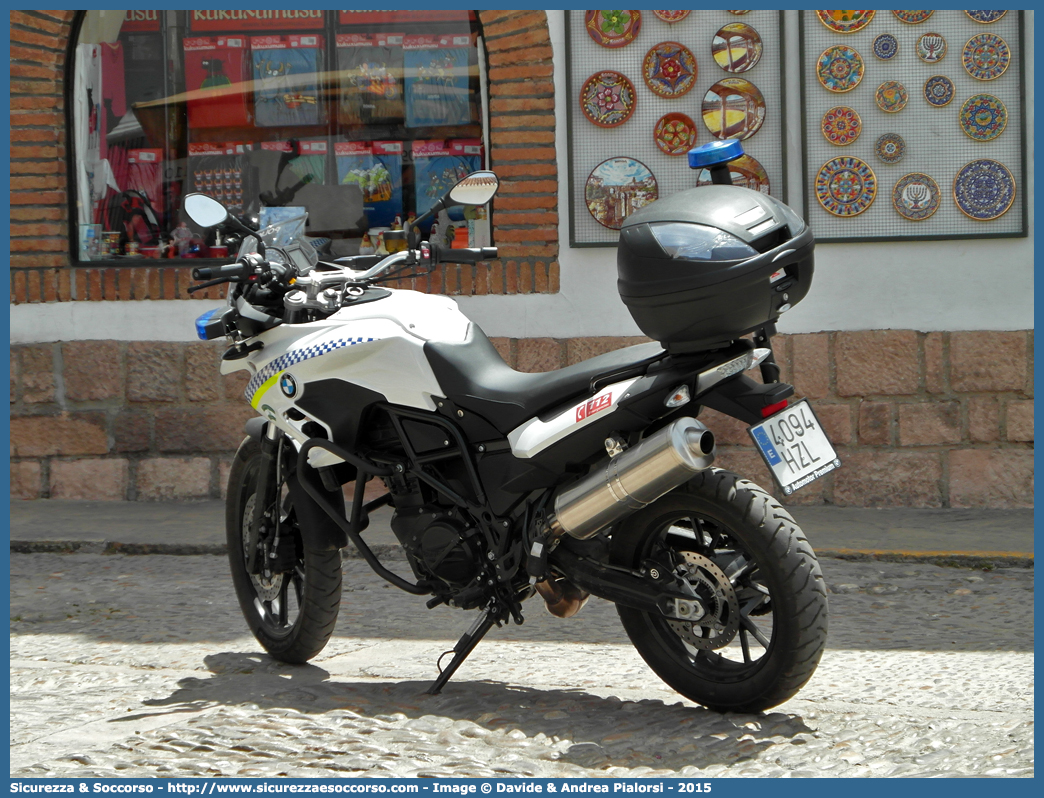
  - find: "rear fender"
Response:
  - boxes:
[699,374,794,426]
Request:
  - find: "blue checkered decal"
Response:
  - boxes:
[245,337,376,403]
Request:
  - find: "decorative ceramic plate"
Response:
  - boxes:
[579,71,637,127]
[585,10,642,48]
[585,157,658,229]
[875,133,906,164]
[876,81,908,113]
[917,32,946,63]
[816,45,865,93]
[727,10,751,15]
[873,33,899,60]
[963,33,1011,80]
[695,154,770,193]
[712,23,763,73]
[654,112,698,155]
[815,156,877,217]
[953,159,1016,221]
[892,172,941,220]
[643,41,698,98]
[960,93,1008,141]
[653,10,690,24]
[892,10,933,24]
[816,10,876,33]
[923,75,955,107]
[702,77,766,140]
[821,106,862,146]
[965,10,1007,24]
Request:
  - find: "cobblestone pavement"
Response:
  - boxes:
[10,552,1033,778]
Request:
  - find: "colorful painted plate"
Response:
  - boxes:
[923,75,954,107]
[579,71,637,127]
[821,106,862,146]
[653,10,690,24]
[702,77,766,140]
[876,81,908,113]
[585,157,658,229]
[873,33,899,60]
[643,41,698,98]
[727,11,751,15]
[815,156,877,217]
[816,45,865,93]
[963,33,1011,80]
[892,172,941,221]
[960,93,1008,141]
[965,10,1007,24]
[953,159,1016,221]
[816,10,876,33]
[695,154,770,194]
[584,10,642,49]
[892,10,933,24]
[917,32,946,63]
[654,112,698,156]
[875,133,906,164]
[712,23,763,73]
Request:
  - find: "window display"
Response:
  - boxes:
[72,9,485,263]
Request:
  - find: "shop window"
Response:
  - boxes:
[71,9,489,264]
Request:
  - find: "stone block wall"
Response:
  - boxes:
[10,331,1033,507]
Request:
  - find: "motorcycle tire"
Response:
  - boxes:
[226,436,343,664]
[610,468,827,713]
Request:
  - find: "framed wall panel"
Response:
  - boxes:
[566,10,787,247]
[799,10,1027,242]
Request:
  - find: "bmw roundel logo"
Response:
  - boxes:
[279,373,298,398]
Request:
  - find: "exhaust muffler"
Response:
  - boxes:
[549,417,715,541]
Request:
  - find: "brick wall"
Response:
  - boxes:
[10,331,1033,507]
[8,9,560,303]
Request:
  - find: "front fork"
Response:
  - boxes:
[246,422,281,574]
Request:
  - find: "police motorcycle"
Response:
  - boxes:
[186,140,835,712]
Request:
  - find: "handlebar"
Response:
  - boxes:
[192,261,252,281]
[439,246,499,264]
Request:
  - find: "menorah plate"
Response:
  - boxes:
[873,33,899,61]
[917,33,946,63]
[816,45,865,93]
[892,172,941,221]
[963,33,1011,81]
[923,75,955,108]
[953,159,1016,221]
[815,156,877,217]
[960,93,1008,141]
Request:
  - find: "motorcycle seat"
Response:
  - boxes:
[424,324,666,434]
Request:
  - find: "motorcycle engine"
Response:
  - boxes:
[390,507,483,590]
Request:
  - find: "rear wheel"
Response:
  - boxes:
[226,437,343,663]
[611,468,827,712]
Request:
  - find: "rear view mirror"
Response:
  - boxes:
[447,171,499,207]
[183,193,229,229]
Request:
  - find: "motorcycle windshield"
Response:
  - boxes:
[237,214,318,272]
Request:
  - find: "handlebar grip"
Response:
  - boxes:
[192,262,249,281]
[442,246,498,264]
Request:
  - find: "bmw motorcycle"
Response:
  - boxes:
[187,141,836,712]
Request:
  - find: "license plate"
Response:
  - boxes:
[748,401,841,495]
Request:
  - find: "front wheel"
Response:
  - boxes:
[611,468,827,713]
[226,436,343,663]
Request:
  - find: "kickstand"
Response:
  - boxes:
[426,611,497,695]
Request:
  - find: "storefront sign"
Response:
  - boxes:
[122,10,159,32]
[190,10,324,32]
[338,11,474,25]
